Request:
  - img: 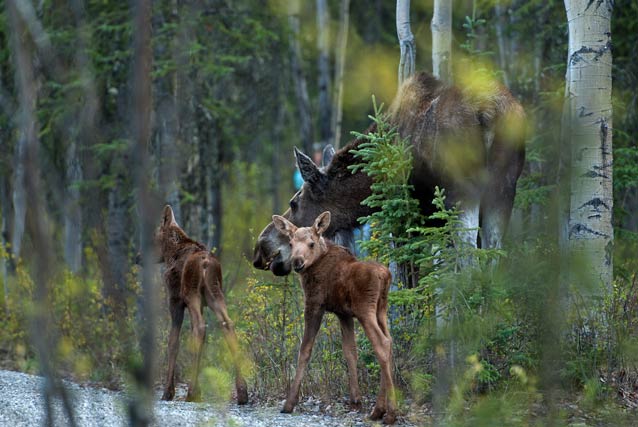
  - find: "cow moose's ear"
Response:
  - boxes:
[272,215,297,239]
[313,211,331,236]
[163,205,178,227]
[294,147,325,189]
[321,144,335,168]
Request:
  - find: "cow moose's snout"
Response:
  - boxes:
[292,257,305,272]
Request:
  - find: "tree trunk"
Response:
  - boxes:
[316,0,332,146]
[201,119,222,253]
[1,171,9,315]
[494,0,509,87]
[288,1,314,155]
[7,1,77,424]
[64,139,82,273]
[11,138,26,263]
[396,0,415,85]
[564,0,614,293]
[272,80,285,212]
[63,0,100,274]
[130,0,157,424]
[106,173,129,304]
[331,0,350,149]
[431,0,452,84]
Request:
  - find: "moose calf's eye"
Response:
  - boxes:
[309,242,315,249]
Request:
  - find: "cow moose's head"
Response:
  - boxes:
[252,143,373,276]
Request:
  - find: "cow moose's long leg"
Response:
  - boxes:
[204,287,249,405]
[359,314,396,425]
[162,297,185,401]
[480,166,520,250]
[481,117,525,250]
[282,307,324,414]
[185,296,206,402]
[456,198,480,263]
[337,314,361,410]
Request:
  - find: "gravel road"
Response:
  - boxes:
[0,370,414,426]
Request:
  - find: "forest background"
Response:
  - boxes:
[0,0,637,425]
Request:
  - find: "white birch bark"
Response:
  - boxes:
[331,0,350,149]
[564,0,614,292]
[396,0,415,85]
[431,0,452,83]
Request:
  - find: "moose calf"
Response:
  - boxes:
[273,211,396,424]
[154,205,248,404]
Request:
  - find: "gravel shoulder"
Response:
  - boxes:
[0,369,416,426]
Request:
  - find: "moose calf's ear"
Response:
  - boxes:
[272,215,296,238]
[294,147,325,189]
[313,211,331,235]
[163,205,177,227]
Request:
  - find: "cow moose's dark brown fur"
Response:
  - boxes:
[155,205,248,404]
[253,71,526,276]
[273,211,397,424]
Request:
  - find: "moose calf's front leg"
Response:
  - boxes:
[282,308,324,413]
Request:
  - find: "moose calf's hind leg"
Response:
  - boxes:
[162,299,185,401]
[338,314,362,410]
[185,298,206,402]
[360,316,396,424]
[207,292,249,405]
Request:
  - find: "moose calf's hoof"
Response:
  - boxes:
[236,380,249,405]
[369,406,386,421]
[281,402,295,414]
[383,411,397,425]
[161,388,174,401]
[348,399,362,411]
[185,390,202,402]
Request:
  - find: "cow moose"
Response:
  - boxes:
[273,211,397,424]
[154,205,248,404]
[253,71,526,276]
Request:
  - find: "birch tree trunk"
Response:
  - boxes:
[564,0,614,293]
[288,0,314,155]
[316,0,332,146]
[331,0,350,149]
[396,0,415,85]
[431,0,452,83]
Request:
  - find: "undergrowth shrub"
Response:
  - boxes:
[0,245,140,386]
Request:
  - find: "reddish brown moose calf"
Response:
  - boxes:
[273,211,396,424]
[155,205,248,404]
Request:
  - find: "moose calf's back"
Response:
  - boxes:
[299,243,391,317]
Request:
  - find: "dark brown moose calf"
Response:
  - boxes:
[273,211,396,424]
[155,205,248,404]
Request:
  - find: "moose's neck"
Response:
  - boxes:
[322,123,377,234]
